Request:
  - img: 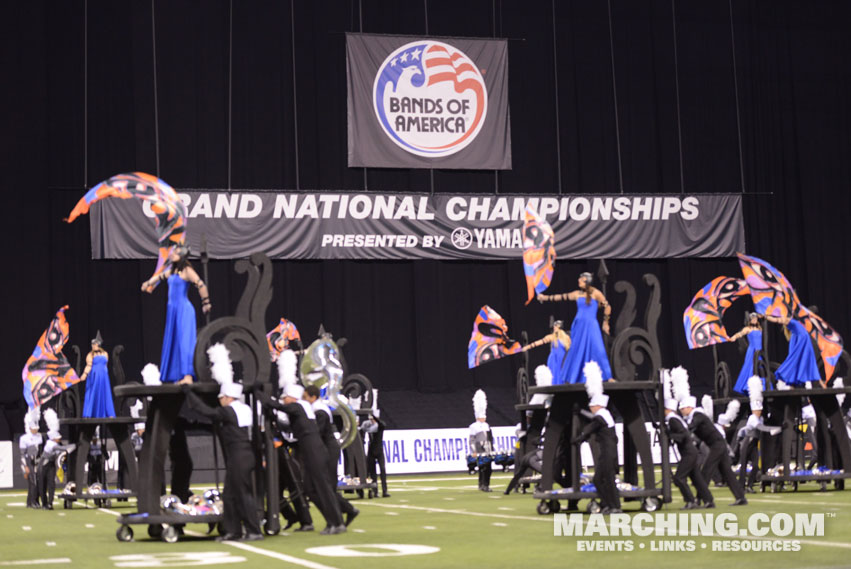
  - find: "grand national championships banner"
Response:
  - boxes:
[90,191,745,261]
[346,33,511,169]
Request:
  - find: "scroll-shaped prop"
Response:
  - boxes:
[22,305,81,408]
[737,253,843,379]
[467,305,522,368]
[267,318,302,361]
[683,276,750,349]
[522,205,556,305]
[65,172,187,291]
[300,335,358,449]
[194,317,271,390]
[341,373,375,411]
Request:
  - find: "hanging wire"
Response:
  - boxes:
[361,0,368,191]
[606,0,624,194]
[551,0,563,194]
[426,0,433,195]
[151,0,161,177]
[671,0,685,194]
[493,0,499,195]
[83,0,88,187]
[227,0,233,191]
[291,0,300,190]
[728,0,746,194]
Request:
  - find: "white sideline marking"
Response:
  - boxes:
[353,528,366,533]
[21,526,31,531]
[359,501,546,522]
[226,541,341,569]
[7,503,26,507]
[392,475,512,483]
[84,524,95,528]
[492,523,508,527]
[0,559,71,566]
[385,511,399,516]
[422,526,436,530]
[497,507,514,511]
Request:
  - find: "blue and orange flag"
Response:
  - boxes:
[267,318,302,361]
[22,306,81,408]
[683,276,750,349]
[522,205,556,305]
[738,253,843,379]
[467,305,522,368]
[65,172,187,291]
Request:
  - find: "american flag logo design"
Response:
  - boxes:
[373,40,488,157]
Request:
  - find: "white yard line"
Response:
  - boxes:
[358,501,546,522]
[0,559,71,566]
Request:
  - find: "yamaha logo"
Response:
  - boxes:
[373,40,488,157]
[451,227,473,249]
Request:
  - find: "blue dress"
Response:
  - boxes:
[775,319,820,386]
[733,329,765,394]
[160,274,197,383]
[547,337,570,385]
[558,298,613,384]
[83,354,116,418]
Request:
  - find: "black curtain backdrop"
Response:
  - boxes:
[2,0,850,435]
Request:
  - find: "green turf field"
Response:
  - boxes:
[1,473,849,568]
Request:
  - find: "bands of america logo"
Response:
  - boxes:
[373,40,488,158]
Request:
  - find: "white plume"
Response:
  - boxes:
[535,365,553,387]
[207,343,233,386]
[24,407,40,430]
[670,366,691,402]
[141,363,161,386]
[701,395,714,419]
[748,376,764,408]
[836,378,845,407]
[44,408,59,433]
[719,400,741,425]
[583,361,603,400]
[473,389,488,419]
[277,349,298,390]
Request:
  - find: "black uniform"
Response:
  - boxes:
[573,409,620,511]
[504,448,542,494]
[362,416,389,496]
[688,410,745,502]
[38,439,67,509]
[261,395,344,529]
[666,413,713,506]
[184,389,261,538]
[19,432,42,508]
[277,439,313,529]
[314,403,358,520]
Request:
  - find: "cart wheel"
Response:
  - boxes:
[549,500,561,514]
[148,524,163,539]
[536,500,551,515]
[116,525,134,542]
[262,518,280,536]
[587,500,601,514]
[642,497,661,512]
[819,481,828,492]
[162,525,178,544]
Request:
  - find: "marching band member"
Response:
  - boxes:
[469,390,494,492]
[20,407,42,509]
[674,367,747,506]
[572,361,621,514]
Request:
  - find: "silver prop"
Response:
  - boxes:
[299,335,358,448]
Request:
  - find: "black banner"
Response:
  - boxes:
[347,33,511,170]
[91,192,745,261]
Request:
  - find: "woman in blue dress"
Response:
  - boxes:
[523,320,572,385]
[537,272,613,383]
[767,314,821,387]
[81,332,116,418]
[141,246,212,384]
[729,312,765,394]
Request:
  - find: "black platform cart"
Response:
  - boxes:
[528,381,671,514]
